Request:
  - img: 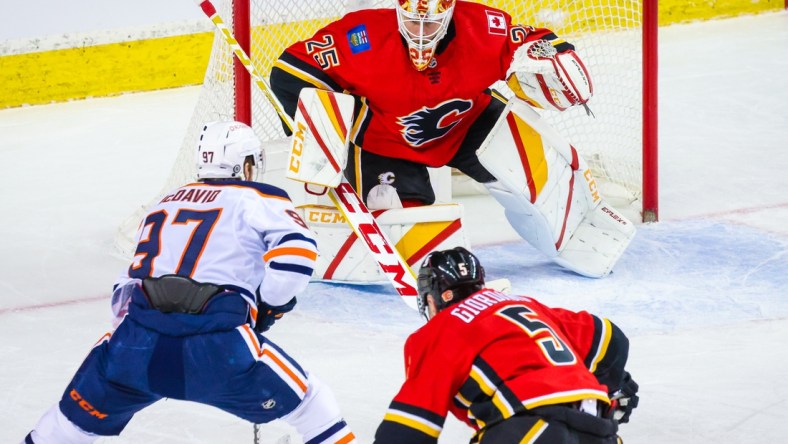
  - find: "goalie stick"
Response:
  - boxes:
[193,0,420,309]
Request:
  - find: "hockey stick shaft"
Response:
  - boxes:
[194,0,419,308]
[194,0,293,132]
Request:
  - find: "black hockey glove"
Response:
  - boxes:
[254,297,297,333]
[607,371,639,424]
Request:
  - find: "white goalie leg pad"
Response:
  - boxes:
[26,405,100,444]
[478,99,635,277]
[281,372,355,443]
[260,138,335,209]
[285,88,355,189]
[484,180,560,258]
[298,204,470,283]
[552,202,636,277]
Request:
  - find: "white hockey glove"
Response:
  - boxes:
[506,40,592,112]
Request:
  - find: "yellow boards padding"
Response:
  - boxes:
[658,0,784,24]
[480,0,784,28]
[0,33,212,108]
[1,0,783,109]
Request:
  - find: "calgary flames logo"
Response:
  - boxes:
[398,99,472,147]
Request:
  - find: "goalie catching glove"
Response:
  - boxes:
[255,296,297,333]
[606,371,639,424]
[506,39,593,112]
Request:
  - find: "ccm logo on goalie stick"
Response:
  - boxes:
[288,121,308,174]
[333,183,418,297]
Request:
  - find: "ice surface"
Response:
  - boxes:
[1,11,787,444]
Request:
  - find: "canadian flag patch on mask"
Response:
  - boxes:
[486,11,507,35]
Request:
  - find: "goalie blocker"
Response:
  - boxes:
[477,99,635,277]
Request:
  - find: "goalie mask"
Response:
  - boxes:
[396,0,456,71]
[417,247,485,320]
[196,121,264,181]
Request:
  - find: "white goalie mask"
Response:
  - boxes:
[396,0,456,71]
[196,121,264,181]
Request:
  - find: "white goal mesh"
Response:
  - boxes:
[116,0,646,257]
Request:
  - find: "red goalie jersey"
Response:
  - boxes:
[374,290,629,444]
[270,2,569,167]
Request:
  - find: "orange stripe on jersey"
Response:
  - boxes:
[240,324,263,356]
[240,326,308,393]
[130,210,168,272]
[263,247,318,262]
[93,332,112,347]
[262,347,308,393]
[336,432,356,444]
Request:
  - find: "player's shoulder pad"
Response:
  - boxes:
[327,8,398,43]
[234,180,292,201]
[455,0,512,23]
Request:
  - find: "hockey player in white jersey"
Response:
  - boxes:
[23,121,356,444]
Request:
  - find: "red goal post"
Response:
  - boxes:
[116,0,657,257]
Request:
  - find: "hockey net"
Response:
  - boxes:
[116,0,655,257]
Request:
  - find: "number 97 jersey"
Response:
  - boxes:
[117,180,317,306]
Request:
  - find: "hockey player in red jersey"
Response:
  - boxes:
[271,0,635,279]
[271,0,571,194]
[373,247,639,443]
